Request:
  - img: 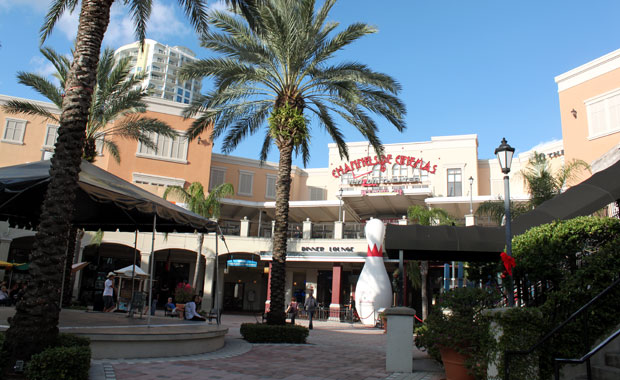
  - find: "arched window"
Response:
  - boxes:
[372,164,382,180]
[392,164,408,179]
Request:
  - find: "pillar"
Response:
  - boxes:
[305,268,318,298]
[285,269,293,305]
[201,250,216,312]
[329,264,342,320]
[303,218,312,239]
[240,216,250,237]
[334,221,343,239]
[264,262,272,313]
[385,307,415,372]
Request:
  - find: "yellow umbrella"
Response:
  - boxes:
[0,261,14,269]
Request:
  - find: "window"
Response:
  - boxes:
[183,99,189,104]
[341,172,353,185]
[176,96,182,102]
[447,168,462,197]
[209,167,226,190]
[185,91,190,98]
[309,186,326,200]
[43,124,59,148]
[177,88,183,95]
[392,164,408,179]
[137,131,188,162]
[2,118,26,144]
[371,164,382,180]
[265,175,276,199]
[238,171,254,196]
[586,88,620,139]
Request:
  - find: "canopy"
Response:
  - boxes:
[0,160,217,233]
[384,224,505,262]
[114,265,148,278]
[512,158,620,235]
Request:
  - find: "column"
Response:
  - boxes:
[285,269,293,305]
[264,263,272,313]
[201,250,216,312]
[0,221,10,281]
[302,218,312,239]
[305,268,318,298]
[334,221,343,239]
[240,216,250,237]
[329,264,342,320]
[71,245,86,302]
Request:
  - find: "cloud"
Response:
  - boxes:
[29,56,61,87]
[0,0,49,13]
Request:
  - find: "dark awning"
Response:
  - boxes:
[512,158,620,235]
[0,160,217,233]
[384,224,505,262]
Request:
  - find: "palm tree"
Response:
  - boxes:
[180,0,406,324]
[476,152,590,225]
[3,47,177,163]
[407,205,454,319]
[521,152,590,207]
[2,0,254,368]
[163,182,234,289]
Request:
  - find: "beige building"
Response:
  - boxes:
[1,93,562,315]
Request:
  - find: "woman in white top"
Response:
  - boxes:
[185,295,206,321]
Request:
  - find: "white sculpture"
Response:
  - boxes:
[355,218,392,326]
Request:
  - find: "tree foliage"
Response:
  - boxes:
[2,47,176,163]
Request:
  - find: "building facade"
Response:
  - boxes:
[1,93,565,315]
[114,39,202,104]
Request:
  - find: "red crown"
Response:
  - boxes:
[367,244,383,257]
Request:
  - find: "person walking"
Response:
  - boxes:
[286,297,298,325]
[304,293,317,329]
[103,273,116,312]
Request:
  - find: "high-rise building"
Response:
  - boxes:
[114,39,202,104]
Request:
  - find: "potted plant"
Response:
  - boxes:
[174,283,195,306]
[415,287,499,380]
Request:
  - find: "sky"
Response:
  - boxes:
[1,0,620,168]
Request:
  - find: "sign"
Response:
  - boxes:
[301,246,355,252]
[332,153,437,179]
[227,259,257,267]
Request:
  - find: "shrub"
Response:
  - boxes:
[415,287,500,379]
[25,345,91,380]
[240,323,309,343]
[57,333,90,347]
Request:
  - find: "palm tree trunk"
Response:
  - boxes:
[421,260,429,320]
[266,142,294,325]
[2,0,113,365]
[192,233,204,289]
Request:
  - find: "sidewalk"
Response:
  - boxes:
[1,308,444,380]
[93,314,444,380]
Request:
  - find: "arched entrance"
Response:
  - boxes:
[80,243,139,310]
[218,252,266,312]
[153,249,201,307]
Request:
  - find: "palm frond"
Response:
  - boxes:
[2,100,59,122]
[15,72,63,108]
[177,0,210,35]
[40,0,79,43]
[102,139,121,163]
[40,47,71,87]
[128,0,152,44]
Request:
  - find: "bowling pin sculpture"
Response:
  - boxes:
[355,218,392,326]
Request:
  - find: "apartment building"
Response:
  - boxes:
[114,39,202,104]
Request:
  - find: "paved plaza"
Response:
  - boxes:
[0,308,444,380]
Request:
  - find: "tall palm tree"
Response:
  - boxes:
[475,199,530,226]
[181,0,406,324]
[3,47,177,163]
[2,0,255,368]
[163,182,234,288]
[407,205,454,319]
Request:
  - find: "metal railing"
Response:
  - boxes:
[504,276,620,380]
[554,328,620,380]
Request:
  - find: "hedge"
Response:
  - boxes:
[25,345,91,380]
[240,323,309,343]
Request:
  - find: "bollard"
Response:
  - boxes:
[385,307,416,373]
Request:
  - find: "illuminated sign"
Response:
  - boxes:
[301,246,355,252]
[227,259,257,267]
[332,154,437,179]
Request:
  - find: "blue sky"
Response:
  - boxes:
[1,1,620,168]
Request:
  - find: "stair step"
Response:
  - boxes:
[605,352,620,369]
[592,364,620,380]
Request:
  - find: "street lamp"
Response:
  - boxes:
[338,187,343,222]
[495,137,515,306]
[468,176,474,214]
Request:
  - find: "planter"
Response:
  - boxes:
[439,346,474,380]
[176,303,186,319]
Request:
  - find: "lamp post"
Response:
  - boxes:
[338,187,343,222]
[468,176,474,214]
[495,138,515,306]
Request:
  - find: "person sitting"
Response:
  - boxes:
[184,295,206,321]
[165,297,177,317]
[0,286,9,306]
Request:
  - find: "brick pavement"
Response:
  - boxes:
[92,314,444,380]
[1,308,444,380]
